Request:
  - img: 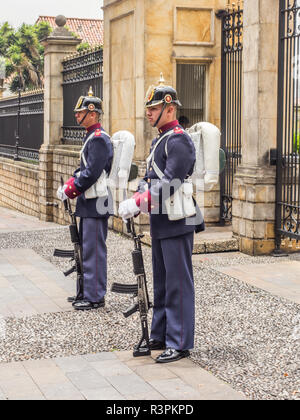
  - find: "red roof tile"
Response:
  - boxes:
[36,16,103,46]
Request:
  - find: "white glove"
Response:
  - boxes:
[118,198,140,220]
[57,185,68,201]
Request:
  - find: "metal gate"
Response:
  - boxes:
[275,0,300,248]
[0,90,44,162]
[218,4,243,223]
[62,48,103,144]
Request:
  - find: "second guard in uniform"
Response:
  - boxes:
[119,75,204,363]
[57,88,113,310]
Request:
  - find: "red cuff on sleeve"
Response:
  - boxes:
[134,190,152,213]
[64,177,82,199]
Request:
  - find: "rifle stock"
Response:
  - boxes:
[53,249,75,259]
[111,218,152,357]
[53,177,84,301]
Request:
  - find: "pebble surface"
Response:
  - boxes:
[0,227,300,400]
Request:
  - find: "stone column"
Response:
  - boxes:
[39,16,81,221]
[232,0,279,255]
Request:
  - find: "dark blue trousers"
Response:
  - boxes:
[150,232,195,350]
[79,217,108,302]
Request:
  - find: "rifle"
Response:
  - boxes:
[111,218,152,357]
[53,177,84,302]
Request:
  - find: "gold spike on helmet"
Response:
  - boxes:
[145,73,182,108]
[74,86,103,114]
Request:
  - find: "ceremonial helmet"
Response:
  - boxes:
[74,87,103,114]
[145,73,182,108]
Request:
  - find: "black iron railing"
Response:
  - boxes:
[0,90,44,162]
[275,0,300,247]
[62,47,103,144]
[218,5,243,223]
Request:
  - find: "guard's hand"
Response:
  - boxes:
[118,198,140,220]
[56,185,68,201]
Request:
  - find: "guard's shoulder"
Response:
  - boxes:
[169,127,190,141]
[173,126,184,135]
[94,128,102,137]
[91,129,110,141]
[167,128,195,153]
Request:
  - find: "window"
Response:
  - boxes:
[176,63,206,128]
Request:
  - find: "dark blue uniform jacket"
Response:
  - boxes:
[74,125,113,218]
[138,122,205,240]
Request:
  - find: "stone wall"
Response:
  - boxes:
[0,143,147,234]
[0,157,39,217]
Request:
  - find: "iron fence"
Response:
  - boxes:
[62,47,103,144]
[218,5,243,223]
[275,0,300,248]
[0,90,44,162]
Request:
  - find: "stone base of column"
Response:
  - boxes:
[38,145,54,222]
[232,165,276,255]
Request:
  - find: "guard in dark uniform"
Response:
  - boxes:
[119,76,205,363]
[57,88,113,310]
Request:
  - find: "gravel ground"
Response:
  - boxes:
[0,227,300,400]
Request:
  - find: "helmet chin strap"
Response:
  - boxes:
[154,102,167,128]
[78,110,90,126]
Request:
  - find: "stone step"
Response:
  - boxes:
[140,226,239,254]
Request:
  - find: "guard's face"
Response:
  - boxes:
[75,110,88,125]
[146,104,164,127]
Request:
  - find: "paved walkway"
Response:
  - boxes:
[3,207,300,400]
[193,252,300,305]
[1,206,300,400]
[216,261,300,305]
[0,249,73,318]
[0,206,246,400]
[0,350,246,400]
[0,206,58,234]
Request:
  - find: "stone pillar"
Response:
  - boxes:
[39,16,81,221]
[232,0,279,255]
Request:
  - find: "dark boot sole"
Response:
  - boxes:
[155,350,190,364]
[74,305,105,311]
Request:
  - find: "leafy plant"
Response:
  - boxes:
[0,21,52,92]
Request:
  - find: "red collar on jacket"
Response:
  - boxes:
[87,123,101,133]
[158,120,179,134]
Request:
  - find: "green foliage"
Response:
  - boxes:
[0,21,52,92]
[293,132,300,154]
[0,22,16,57]
[77,42,92,52]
